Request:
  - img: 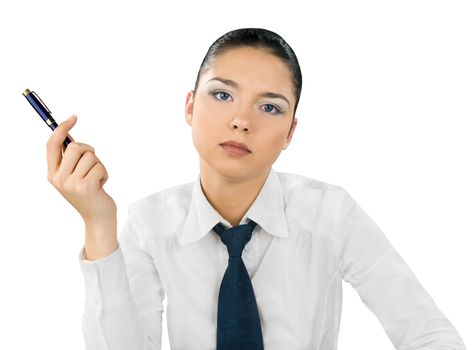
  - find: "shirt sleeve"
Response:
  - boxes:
[78,202,165,350]
[334,187,466,349]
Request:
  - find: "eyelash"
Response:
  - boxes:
[208,90,283,115]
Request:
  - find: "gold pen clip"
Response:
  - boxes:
[31,90,52,114]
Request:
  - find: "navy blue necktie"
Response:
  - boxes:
[212,219,264,350]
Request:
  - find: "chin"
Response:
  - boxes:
[201,156,247,178]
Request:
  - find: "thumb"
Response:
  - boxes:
[58,115,77,153]
[58,114,77,130]
[62,115,77,140]
[65,114,77,125]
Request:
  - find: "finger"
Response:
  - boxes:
[59,142,96,177]
[97,164,109,187]
[47,115,77,175]
[71,149,100,179]
[84,161,107,188]
[61,132,76,154]
[99,164,109,186]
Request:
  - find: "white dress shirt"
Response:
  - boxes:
[78,167,466,350]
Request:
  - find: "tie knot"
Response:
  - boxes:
[212,219,258,258]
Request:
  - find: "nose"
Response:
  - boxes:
[230,104,253,132]
[232,122,249,132]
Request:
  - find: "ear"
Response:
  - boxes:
[185,90,194,126]
[282,117,298,150]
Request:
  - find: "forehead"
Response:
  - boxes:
[204,46,294,97]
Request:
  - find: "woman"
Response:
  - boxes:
[47,28,465,349]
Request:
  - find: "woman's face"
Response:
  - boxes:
[185,46,298,181]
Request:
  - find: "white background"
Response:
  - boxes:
[0,0,471,349]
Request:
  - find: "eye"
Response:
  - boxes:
[209,90,233,102]
[262,104,282,115]
[208,90,283,115]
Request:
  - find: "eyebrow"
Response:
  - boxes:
[206,77,291,107]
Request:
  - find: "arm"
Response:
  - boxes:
[79,203,165,350]
[334,188,466,349]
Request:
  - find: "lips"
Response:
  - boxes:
[220,140,251,152]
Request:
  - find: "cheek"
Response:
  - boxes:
[193,103,236,142]
[259,128,288,149]
[191,103,223,148]
[194,98,227,124]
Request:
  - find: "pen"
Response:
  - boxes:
[23,88,73,148]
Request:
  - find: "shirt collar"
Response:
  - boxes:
[178,167,289,245]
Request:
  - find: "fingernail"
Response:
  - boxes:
[68,115,77,121]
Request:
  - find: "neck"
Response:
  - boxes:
[199,159,270,227]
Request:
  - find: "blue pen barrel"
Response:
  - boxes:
[23,89,73,148]
[63,137,72,147]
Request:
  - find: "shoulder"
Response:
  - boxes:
[276,170,347,202]
[135,181,194,208]
[275,170,353,235]
[126,181,194,230]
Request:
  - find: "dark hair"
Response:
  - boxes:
[193,27,303,119]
